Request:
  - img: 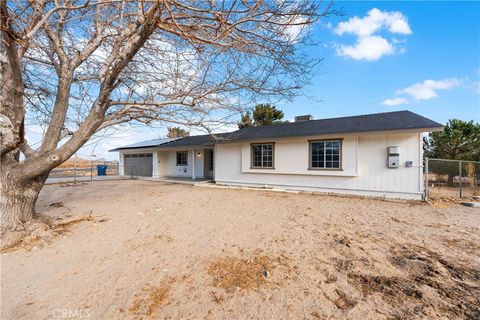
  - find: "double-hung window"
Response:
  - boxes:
[251,143,274,168]
[310,140,341,169]
[176,151,188,166]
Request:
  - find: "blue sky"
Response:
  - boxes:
[28,1,478,160]
[277,1,480,124]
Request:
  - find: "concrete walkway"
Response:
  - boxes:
[46,175,214,186]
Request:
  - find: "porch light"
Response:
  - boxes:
[196,152,202,157]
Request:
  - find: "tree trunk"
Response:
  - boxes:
[0,163,47,236]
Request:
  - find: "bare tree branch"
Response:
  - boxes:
[1,0,335,181]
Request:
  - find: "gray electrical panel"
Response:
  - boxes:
[387,146,400,168]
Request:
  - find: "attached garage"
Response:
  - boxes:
[124,153,153,177]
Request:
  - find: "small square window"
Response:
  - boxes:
[176,151,188,166]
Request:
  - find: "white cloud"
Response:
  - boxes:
[397,78,461,100]
[381,97,409,106]
[281,17,309,43]
[381,78,462,106]
[336,35,394,61]
[271,8,310,43]
[335,8,412,37]
[333,8,411,61]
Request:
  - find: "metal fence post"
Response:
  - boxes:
[459,160,463,198]
[424,157,429,201]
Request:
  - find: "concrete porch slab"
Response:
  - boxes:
[139,176,214,186]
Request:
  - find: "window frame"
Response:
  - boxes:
[176,151,188,166]
[250,142,275,169]
[308,139,343,171]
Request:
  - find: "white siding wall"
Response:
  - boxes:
[166,150,191,177]
[152,152,159,177]
[156,149,205,178]
[215,132,423,199]
[119,151,125,175]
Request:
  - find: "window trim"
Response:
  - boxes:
[308,138,343,171]
[250,142,275,169]
[176,151,188,166]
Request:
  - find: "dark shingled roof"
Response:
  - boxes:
[155,110,442,149]
[153,133,231,148]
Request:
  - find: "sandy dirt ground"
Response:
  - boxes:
[1,180,479,320]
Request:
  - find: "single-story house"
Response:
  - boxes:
[110,110,443,200]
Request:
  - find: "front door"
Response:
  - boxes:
[204,149,214,179]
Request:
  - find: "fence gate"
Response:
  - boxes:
[424,158,480,200]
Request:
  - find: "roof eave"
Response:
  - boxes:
[156,144,215,150]
[109,145,161,152]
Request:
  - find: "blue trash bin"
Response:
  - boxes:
[97,165,107,176]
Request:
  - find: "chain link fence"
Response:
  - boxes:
[48,161,119,182]
[424,158,480,200]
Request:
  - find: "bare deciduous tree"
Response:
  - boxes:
[0,0,333,244]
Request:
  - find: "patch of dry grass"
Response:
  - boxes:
[441,236,480,255]
[427,196,475,208]
[210,291,225,304]
[348,245,480,319]
[207,253,276,292]
[333,289,357,310]
[129,280,172,318]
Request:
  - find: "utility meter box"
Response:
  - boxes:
[387,146,400,168]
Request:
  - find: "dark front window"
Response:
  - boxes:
[310,140,341,169]
[251,143,274,168]
[176,151,188,166]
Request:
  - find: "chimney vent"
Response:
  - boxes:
[295,115,313,122]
